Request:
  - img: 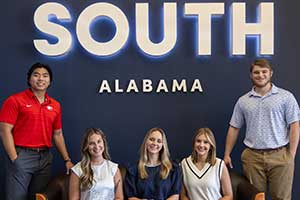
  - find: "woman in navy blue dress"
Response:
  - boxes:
[124,127,181,200]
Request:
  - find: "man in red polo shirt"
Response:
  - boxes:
[0,63,74,200]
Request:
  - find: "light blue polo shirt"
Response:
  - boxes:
[230,84,300,149]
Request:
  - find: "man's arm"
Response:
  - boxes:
[288,121,300,159]
[52,129,73,174]
[0,122,17,161]
[224,126,240,168]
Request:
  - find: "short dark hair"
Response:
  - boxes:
[250,59,273,72]
[27,62,53,87]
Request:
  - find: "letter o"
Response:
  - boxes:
[77,3,129,56]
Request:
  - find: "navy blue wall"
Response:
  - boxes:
[0,0,299,199]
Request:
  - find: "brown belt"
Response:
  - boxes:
[16,146,49,152]
[247,144,287,153]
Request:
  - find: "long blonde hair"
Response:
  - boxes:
[138,127,173,179]
[191,128,217,165]
[80,128,111,190]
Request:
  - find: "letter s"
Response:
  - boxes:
[33,2,72,56]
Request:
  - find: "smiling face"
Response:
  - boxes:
[29,67,51,93]
[88,133,105,160]
[250,65,273,89]
[146,130,163,156]
[194,133,211,159]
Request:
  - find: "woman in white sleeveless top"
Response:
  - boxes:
[180,128,233,200]
[69,128,123,200]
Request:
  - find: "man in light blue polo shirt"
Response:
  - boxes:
[224,59,300,200]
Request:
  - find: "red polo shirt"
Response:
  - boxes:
[0,89,62,148]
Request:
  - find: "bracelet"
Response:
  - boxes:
[64,158,71,163]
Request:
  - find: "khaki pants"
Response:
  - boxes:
[241,147,294,200]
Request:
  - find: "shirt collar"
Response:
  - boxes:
[249,83,278,97]
[25,88,50,103]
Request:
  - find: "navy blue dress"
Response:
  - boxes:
[124,163,182,200]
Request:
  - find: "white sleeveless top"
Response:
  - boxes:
[181,156,223,200]
[72,159,118,200]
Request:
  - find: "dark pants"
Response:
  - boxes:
[5,147,52,200]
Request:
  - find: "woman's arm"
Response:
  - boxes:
[166,194,179,200]
[219,164,233,200]
[114,168,124,200]
[180,183,190,200]
[69,172,80,200]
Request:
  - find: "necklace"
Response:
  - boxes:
[145,162,161,167]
